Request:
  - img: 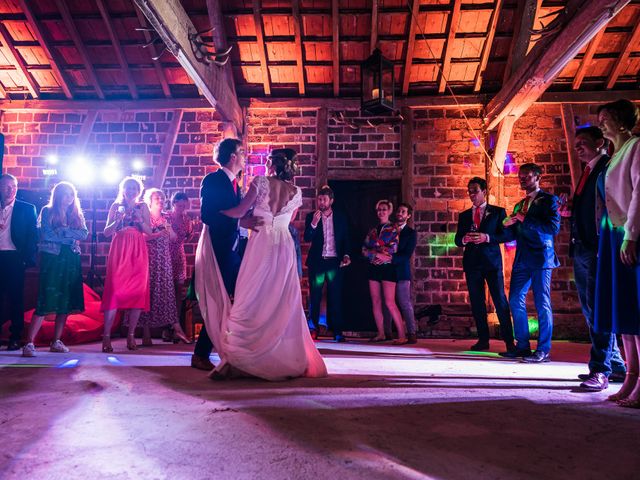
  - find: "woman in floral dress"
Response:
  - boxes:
[169,192,194,334]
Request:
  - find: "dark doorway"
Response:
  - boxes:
[329,179,402,333]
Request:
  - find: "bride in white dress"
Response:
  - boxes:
[195,148,327,381]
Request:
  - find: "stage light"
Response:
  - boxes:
[68,156,95,185]
[46,154,59,165]
[132,158,145,172]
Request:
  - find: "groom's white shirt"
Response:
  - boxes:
[221,166,236,183]
[321,212,337,257]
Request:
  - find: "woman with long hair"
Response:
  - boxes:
[137,188,191,345]
[594,99,640,407]
[22,182,88,357]
[362,200,407,344]
[101,176,152,352]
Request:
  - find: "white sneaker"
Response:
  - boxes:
[50,340,70,353]
[22,343,36,357]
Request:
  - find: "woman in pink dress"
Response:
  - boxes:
[101,177,152,352]
[138,188,191,345]
[169,192,194,332]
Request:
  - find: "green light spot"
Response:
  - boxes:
[528,317,539,335]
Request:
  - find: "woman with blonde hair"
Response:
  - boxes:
[101,176,152,352]
[138,188,191,345]
[22,181,88,357]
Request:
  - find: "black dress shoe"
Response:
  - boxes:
[407,334,418,344]
[7,341,21,351]
[578,373,591,381]
[580,372,609,391]
[499,348,532,358]
[191,354,214,371]
[470,341,490,351]
[609,371,626,383]
[522,350,550,363]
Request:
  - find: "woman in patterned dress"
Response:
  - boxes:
[101,176,152,352]
[22,182,88,357]
[362,200,406,344]
[169,192,194,337]
[138,188,191,345]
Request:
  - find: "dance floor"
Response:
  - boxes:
[1,339,638,480]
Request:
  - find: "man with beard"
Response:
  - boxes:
[304,185,351,342]
[501,164,561,363]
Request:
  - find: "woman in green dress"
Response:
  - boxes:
[22,181,88,357]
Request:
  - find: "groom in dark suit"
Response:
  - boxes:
[454,177,515,353]
[304,185,351,342]
[502,163,561,363]
[0,174,37,350]
[191,139,262,370]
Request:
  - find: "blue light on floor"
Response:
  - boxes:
[107,356,123,365]
[57,359,79,369]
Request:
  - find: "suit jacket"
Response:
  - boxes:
[9,199,37,268]
[200,169,241,255]
[303,210,350,269]
[454,204,507,271]
[570,154,609,254]
[504,190,561,269]
[392,225,417,281]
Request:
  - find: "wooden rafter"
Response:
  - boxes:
[0,22,39,98]
[606,11,640,89]
[151,109,183,188]
[332,0,339,97]
[96,0,138,99]
[54,0,104,99]
[502,0,538,83]
[205,0,237,98]
[291,0,305,95]
[560,104,582,190]
[485,0,630,131]
[133,0,243,133]
[572,26,606,90]
[438,0,463,93]
[76,110,99,153]
[402,0,420,95]
[492,115,516,174]
[0,81,6,99]
[17,0,72,98]
[473,0,503,92]
[370,0,378,53]
[252,0,271,96]
[134,4,171,98]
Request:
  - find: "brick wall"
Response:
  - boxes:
[2,101,613,340]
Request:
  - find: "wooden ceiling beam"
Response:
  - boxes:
[370,0,379,53]
[134,5,171,98]
[205,0,237,98]
[133,0,243,133]
[485,0,630,131]
[54,0,104,99]
[473,0,503,92]
[572,26,606,90]
[402,0,420,96]
[291,0,305,95]
[332,0,339,97]
[606,10,640,89]
[0,81,6,99]
[96,0,138,99]
[438,0,463,93]
[16,0,71,98]
[0,23,39,98]
[252,0,272,96]
[502,0,538,83]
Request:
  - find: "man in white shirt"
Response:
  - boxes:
[0,174,37,350]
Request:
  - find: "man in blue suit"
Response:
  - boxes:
[501,164,561,362]
[0,174,37,350]
[455,177,515,353]
[191,139,262,370]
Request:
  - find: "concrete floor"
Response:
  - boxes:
[1,338,639,480]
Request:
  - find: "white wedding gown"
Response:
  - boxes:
[195,176,327,381]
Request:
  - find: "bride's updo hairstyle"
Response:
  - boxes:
[268,148,299,181]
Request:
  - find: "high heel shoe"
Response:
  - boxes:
[392,338,409,345]
[126,334,137,351]
[173,330,193,344]
[102,335,113,353]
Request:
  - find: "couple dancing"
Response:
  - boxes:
[193,139,327,381]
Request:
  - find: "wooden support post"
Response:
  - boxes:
[152,109,184,188]
[76,110,99,153]
[560,103,582,190]
[400,107,414,208]
[316,107,328,190]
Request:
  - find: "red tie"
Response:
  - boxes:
[232,178,238,194]
[473,207,481,229]
[519,197,529,215]
[575,165,591,196]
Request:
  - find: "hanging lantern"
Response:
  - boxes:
[361,48,395,115]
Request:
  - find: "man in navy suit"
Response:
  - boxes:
[191,139,262,370]
[455,177,515,353]
[304,185,351,342]
[561,127,625,389]
[502,163,561,362]
[0,174,37,350]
